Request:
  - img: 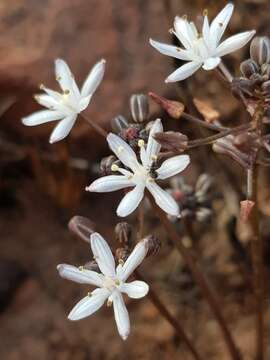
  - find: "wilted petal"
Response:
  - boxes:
[149,39,192,61]
[81,59,106,97]
[90,232,116,277]
[117,184,145,217]
[57,264,104,287]
[202,57,221,70]
[216,31,256,57]
[49,115,77,143]
[68,288,109,321]
[22,110,63,126]
[146,118,163,165]
[86,175,134,193]
[147,181,179,216]
[209,3,234,48]
[157,155,190,180]
[120,280,149,299]
[165,61,201,82]
[112,291,130,340]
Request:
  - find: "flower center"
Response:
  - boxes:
[103,276,120,292]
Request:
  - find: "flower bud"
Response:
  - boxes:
[68,216,95,243]
[240,200,255,223]
[144,234,161,257]
[130,94,149,123]
[115,222,133,247]
[240,59,259,78]
[115,247,130,262]
[111,115,129,133]
[100,155,120,175]
[154,131,188,152]
[250,36,270,66]
[195,174,213,201]
[148,91,185,119]
[83,260,99,272]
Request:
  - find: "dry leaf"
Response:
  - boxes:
[193,98,220,123]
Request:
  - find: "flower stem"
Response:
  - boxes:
[147,192,242,360]
[81,114,108,138]
[218,61,234,83]
[181,112,226,132]
[135,269,203,360]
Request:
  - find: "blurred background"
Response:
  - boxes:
[1,0,270,359]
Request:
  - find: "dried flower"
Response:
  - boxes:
[143,234,161,257]
[115,222,133,247]
[149,91,185,119]
[240,200,255,223]
[250,36,270,66]
[150,3,255,82]
[22,59,105,143]
[86,119,190,217]
[193,98,219,123]
[57,232,149,340]
[154,131,188,152]
[130,94,149,123]
[100,155,120,176]
[111,115,129,133]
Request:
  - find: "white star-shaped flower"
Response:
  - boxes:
[86,119,190,217]
[150,3,255,82]
[57,232,149,340]
[22,58,105,143]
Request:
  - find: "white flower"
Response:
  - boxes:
[150,3,255,82]
[57,232,149,340]
[86,119,190,217]
[22,58,106,143]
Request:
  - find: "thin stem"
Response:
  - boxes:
[135,270,202,360]
[137,201,144,240]
[218,61,234,83]
[81,114,108,138]
[181,112,227,132]
[147,192,242,360]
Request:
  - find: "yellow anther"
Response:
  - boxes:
[56,76,61,81]
[34,95,40,101]
[151,154,157,161]
[39,83,45,90]
[169,28,174,34]
[118,259,124,265]
[63,89,70,95]
[87,292,92,297]
[203,9,208,17]
[117,145,124,154]
[111,164,119,172]
[138,139,145,148]
[107,299,112,307]
[182,14,187,20]
[115,279,120,286]
[147,177,154,183]
[78,266,84,271]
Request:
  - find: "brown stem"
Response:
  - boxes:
[147,192,242,360]
[181,112,227,132]
[135,270,202,360]
[81,114,108,138]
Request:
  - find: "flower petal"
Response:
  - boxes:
[209,3,234,48]
[22,110,63,126]
[49,115,77,143]
[120,280,149,299]
[81,59,106,97]
[202,57,221,70]
[55,59,81,103]
[79,95,92,112]
[216,31,256,57]
[146,118,163,166]
[118,238,148,282]
[112,291,130,340]
[165,61,202,82]
[86,175,134,193]
[174,17,194,49]
[149,39,192,61]
[157,155,190,180]
[147,181,179,216]
[34,94,61,110]
[107,133,139,172]
[57,264,104,287]
[117,184,145,217]
[90,232,115,277]
[68,288,109,321]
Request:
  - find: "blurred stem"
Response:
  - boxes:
[81,114,108,138]
[181,112,226,132]
[137,201,144,240]
[147,192,242,360]
[135,270,202,360]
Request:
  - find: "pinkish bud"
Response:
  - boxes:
[154,131,188,152]
[148,91,185,119]
[240,200,255,222]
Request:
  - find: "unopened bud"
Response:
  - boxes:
[240,59,259,78]
[100,155,119,175]
[143,234,161,257]
[130,94,149,123]
[83,260,99,272]
[240,200,255,222]
[154,131,188,152]
[115,222,133,247]
[68,216,95,243]
[149,91,185,119]
[111,115,129,133]
[250,36,270,66]
[195,173,213,201]
[115,247,130,262]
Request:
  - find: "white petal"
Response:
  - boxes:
[165,61,202,82]
[90,232,115,277]
[118,238,148,281]
[107,133,139,172]
[149,39,192,61]
[86,175,134,193]
[216,31,256,57]
[174,17,194,49]
[34,94,61,110]
[81,59,106,97]
[117,184,145,217]
[147,181,179,216]
[112,291,130,340]
[120,280,149,299]
[68,288,109,321]
[209,3,234,48]
[49,115,77,143]
[146,118,163,166]
[55,59,81,102]
[202,15,210,40]
[22,110,63,126]
[202,57,221,70]
[157,155,190,180]
[57,264,104,287]
[79,95,92,112]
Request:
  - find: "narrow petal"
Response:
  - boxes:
[146,118,163,166]
[147,181,179,216]
[157,155,190,180]
[49,115,77,143]
[149,39,192,61]
[112,291,130,340]
[22,110,63,126]
[86,175,134,193]
[90,232,115,277]
[117,184,145,217]
[202,15,210,40]
[209,3,234,48]
[81,59,106,97]
[202,57,221,70]
[68,288,109,321]
[216,30,256,57]
[120,280,149,299]
[34,94,61,110]
[118,238,148,282]
[165,61,202,82]
[107,133,139,172]
[79,95,92,112]
[173,17,194,49]
[57,264,104,287]
[55,59,74,91]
